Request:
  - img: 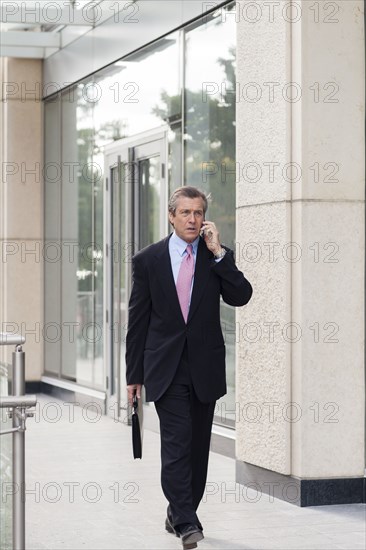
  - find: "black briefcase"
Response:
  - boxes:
[132,394,142,459]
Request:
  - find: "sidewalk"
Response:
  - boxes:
[25,394,365,550]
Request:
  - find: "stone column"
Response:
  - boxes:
[235,0,364,505]
[0,58,43,380]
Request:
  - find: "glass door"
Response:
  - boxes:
[104,127,168,420]
[104,151,130,419]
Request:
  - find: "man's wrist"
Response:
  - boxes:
[213,247,226,259]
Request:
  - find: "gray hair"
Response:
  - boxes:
[168,186,211,216]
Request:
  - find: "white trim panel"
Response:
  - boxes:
[1,46,46,58]
[41,375,106,400]
[1,30,61,48]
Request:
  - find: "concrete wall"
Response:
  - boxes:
[236,0,365,479]
[0,58,43,380]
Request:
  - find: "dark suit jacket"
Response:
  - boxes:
[125,233,253,403]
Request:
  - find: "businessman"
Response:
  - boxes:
[126,186,252,549]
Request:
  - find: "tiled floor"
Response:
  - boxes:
[24,394,365,550]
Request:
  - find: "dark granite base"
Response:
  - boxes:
[25,381,44,393]
[211,432,235,459]
[236,460,365,506]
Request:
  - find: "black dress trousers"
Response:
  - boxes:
[154,341,216,529]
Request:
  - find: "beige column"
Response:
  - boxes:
[0,58,43,380]
[235,0,364,486]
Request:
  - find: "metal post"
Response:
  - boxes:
[12,345,25,550]
[0,334,35,550]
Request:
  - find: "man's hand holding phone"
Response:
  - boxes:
[200,220,223,256]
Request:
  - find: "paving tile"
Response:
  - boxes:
[270,533,351,549]
[324,531,366,544]
[312,521,366,534]
[202,537,282,550]
[23,394,366,550]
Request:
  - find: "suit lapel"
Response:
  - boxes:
[153,233,212,325]
[153,234,184,323]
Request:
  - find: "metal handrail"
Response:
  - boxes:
[0,333,25,346]
[0,395,37,409]
[0,333,37,550]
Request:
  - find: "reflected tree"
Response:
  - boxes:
[152,47,236,248]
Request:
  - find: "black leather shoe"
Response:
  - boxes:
[165,514,179,537]
[179,524,204,550]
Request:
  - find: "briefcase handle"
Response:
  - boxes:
[132,392,142,459]
[132,393,138,411]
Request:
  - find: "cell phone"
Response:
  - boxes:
[199,216,206,237]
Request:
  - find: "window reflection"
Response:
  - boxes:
[61,83,100,387]
[93,34,181,148]
[185,8,237,424]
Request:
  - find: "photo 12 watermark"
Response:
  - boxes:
[1,481,140,504]
[202,80,340,104]
[1,1,140,26]
[202,1,340,25]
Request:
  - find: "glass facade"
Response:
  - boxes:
[185,11,237,421]
[44,83,104,389]
[44,3,237,423]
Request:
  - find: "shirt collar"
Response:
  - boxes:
[171,230,199,257]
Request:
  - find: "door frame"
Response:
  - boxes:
[103,125,169,419]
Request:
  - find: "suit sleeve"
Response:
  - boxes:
[125,255,152,385]
[211,246,253,307]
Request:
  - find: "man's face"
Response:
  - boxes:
[168,197,205,243]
